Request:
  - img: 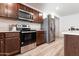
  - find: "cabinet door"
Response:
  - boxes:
[33,10,39,22]
[0,3,8,17]
[38,13,43,23]
[0,4,2,16]
[36,31,45,45]
[0,39,4,55]
[7,3,18,19]
[5,37,20,56]
[64,35,79,56]
[0,33,5,55]
[17,3,25,10]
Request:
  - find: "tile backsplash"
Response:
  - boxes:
[0,18,41,31]
[0,18,17,31]
[17,21,41,30]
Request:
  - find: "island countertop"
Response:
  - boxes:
[62,31,79,35]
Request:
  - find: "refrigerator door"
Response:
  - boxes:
[42,18,49,43]
[49,18,55,42]
[42,14,55,43]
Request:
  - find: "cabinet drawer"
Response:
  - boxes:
[0,33,4,39]
[5,32,20,38]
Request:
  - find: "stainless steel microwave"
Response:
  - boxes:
[18,9,34,21]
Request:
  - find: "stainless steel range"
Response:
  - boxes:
[16,24,36,53]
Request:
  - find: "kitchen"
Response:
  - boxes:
[0,3,45,56]
[0,3,60,56]
[1,3,79,56]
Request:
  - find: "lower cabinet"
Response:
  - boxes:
[0,32,20,56]
[36,31,45,46]
[5,37,20,56]
[0,39,4,55]
[64,35,79,56]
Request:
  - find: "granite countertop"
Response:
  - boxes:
[62,31,79,35]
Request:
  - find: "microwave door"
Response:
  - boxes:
[19,11,33,21]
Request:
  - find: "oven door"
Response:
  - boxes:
[20,32,36,46]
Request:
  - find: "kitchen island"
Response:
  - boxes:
[63,31,79,56]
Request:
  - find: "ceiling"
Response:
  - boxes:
[26,3,79,17]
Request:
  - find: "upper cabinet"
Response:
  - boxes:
[33,9,43,23]
[0,3,8,17]
[33,10,39,22]
[0,3,43,23]
[16,3,43,23]
[38,13,43,23]
[17,4,25,10]
[7,3,18,19]
[0,3,18,19]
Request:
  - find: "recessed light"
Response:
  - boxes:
[56,6,60,10]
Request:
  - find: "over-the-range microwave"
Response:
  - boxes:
[18,9,34,21]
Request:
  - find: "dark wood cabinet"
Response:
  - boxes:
[17,3,43,23]
[4,32,20,56]
[17,3,26,10]
[7,3,18,19]
[0,3,18,19]
[0,39,4,55]
[0,32,20,56]
[33,10,43,23]
[38,13,43,23]
[36,31,45,46]
[0,33,4,55]
[18,4,23,10]
[0,3,43,23]
[5,37,20,56]
[64,35,79,56]
[0,3,8,17]
[33,10,39,22]
[26,7,33,13]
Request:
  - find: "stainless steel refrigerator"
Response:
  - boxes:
[42,14,55,43]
